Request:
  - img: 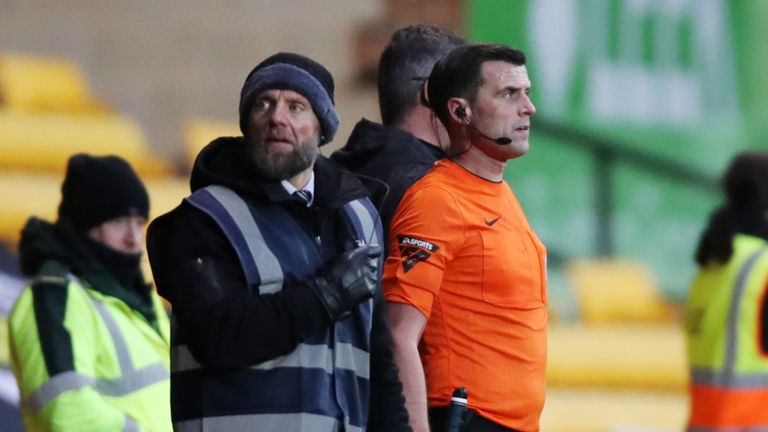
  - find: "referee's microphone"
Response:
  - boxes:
[454,105,512,145]
[446,387,468,432]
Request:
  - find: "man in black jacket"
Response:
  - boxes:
[331,25,465,240]
[147,52,410,432]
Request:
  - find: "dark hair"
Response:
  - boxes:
[695,151,768,265]
[378,25,465,125]
[427,43,526,127]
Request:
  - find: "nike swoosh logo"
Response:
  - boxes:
[485,216,502,227]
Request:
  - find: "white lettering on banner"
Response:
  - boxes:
[529,0,740,126]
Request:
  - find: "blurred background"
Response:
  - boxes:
[1,0,767,430]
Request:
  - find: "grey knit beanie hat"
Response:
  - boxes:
[239,52,339,145]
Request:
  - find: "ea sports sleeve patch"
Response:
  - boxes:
[397,235,439,272]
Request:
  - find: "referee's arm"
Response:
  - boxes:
[387,302,429,432]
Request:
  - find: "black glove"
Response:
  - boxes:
[311,245,382,321]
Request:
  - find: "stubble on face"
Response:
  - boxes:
[471,62,534,161]
[243,89,322,181]
[246,132,320,180]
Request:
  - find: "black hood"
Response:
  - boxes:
[190,136,369,208]
[18,217,158,325]
[331,118,443,172]
[18,217,81,277]
[190,136,263,195]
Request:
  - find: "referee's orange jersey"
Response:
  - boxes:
[383,159,548,432]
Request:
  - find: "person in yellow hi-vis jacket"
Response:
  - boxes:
[686,151,768,430]
[8,154,171,432]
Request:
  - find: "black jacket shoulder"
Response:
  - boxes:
[331,118,444,244]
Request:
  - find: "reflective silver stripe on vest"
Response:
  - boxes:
[123,414,140,432]
[24,282,169,412]
[172,342,369,377]
[251,343,333,373]
[692,246,768,387]
[335,342,370,380]
[204,185,284,294]
[175,412,364,432]
[24,371,93,411]
[87,293,170,397]
[689,427,768,432]
[345,419,365,432]
[348,199,379,247]
[690,368,768,388]
[725,247,768,372]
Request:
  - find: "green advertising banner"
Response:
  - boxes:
[467,0,768,302]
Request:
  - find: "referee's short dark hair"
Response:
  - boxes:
[427,44,526,128]
[377,25,464,126]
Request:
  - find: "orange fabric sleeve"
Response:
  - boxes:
[382,184,465,318]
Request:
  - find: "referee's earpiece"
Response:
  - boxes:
[454,105,466,118]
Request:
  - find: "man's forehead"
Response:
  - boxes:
[255,88,312,103]
[481,61,530,87]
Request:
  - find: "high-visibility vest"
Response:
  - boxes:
[685,234,768,430]
[171,185,381,432]
[9,261,172,431]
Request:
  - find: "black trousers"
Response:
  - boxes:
[428,406,520,432]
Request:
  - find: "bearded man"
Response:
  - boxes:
[147,52,410,432]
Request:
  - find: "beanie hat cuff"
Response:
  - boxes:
[239,63,340,145]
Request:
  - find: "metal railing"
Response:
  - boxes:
[534,117,719,258]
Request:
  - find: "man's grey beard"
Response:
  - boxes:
[246,135,320,180]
